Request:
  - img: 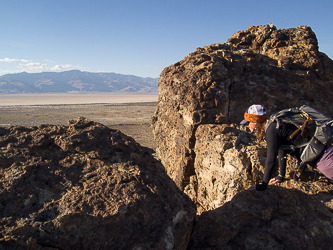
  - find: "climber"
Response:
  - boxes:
[240,104,333,191]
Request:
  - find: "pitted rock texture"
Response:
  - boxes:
[151,24,333,211]
[185,124,264,214]
[189,186,333,250]
[185,124,333,214]
[0,117,196,249]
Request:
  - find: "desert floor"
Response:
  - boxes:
[0,94,159,149]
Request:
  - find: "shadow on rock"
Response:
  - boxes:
[0,117,196,249]
[188,185,333,250]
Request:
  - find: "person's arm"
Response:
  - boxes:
[256,122,279,191]
[278,148,287,177]
[269,149,286,184]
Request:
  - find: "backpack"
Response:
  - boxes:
[265,105,333,170]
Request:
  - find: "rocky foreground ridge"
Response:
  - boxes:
[1,118,333,250]
[0,118,195,249]
[1,24,333,249]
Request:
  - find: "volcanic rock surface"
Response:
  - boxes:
[2,24,333,250]
[151,24,333,213]
[188,124,333,215]
[189,186,333,249]
[0,117,196,249]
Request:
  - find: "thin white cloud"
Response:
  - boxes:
[19,62,73,72]
[43,59,55,63]
[20,59,31,63]
[25,62,42,67]
[0,57,31,63]
[0,57,74,75]
[0,57,18,62]
[50,64,73,71]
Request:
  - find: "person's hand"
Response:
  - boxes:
[269,178,282,185]
[269,175,284,185]
[247,184,257,190]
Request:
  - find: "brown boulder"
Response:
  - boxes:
[185,124,264,214]
[186,123,333,214]
[189,186,333,249]
[0,117,196,249]
[151,24,333,208]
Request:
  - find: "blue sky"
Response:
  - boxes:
[0,0,332,78]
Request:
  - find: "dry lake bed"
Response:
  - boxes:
[0,94,159,149]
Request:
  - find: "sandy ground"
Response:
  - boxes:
[0,93,158,105]
[0,94,159,149]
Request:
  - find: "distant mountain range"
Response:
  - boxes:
[0,70,159,94]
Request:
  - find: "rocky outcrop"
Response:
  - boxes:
[189,186,333,249]
[0,118,196,249]
[2,24,333,250]
[186,124,264,214]
[151,24,333,212]
[1,118,332,250]
[187,123,333,215]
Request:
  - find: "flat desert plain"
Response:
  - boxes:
[0,93,159,149]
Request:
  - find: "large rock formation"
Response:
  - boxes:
[2,24,333,249]
[186,124,264,214]
[151,24,333,212]
[189,123,333,215]
[0,118,196,249]
[1,118,332,250]
[189,186,333,249]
